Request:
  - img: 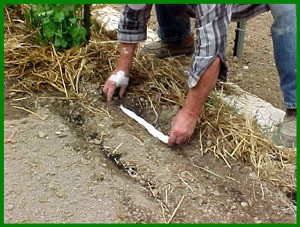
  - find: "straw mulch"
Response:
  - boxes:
[4,5,296,193]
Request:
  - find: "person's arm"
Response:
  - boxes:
[168,57,220,145]
[168,4,231,145]
[103,4,152,101]
[103,42,137,101]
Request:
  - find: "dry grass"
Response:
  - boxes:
[4,5,296,193]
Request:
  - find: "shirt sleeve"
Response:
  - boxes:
[117,4,153,43]
[188,4,233,88]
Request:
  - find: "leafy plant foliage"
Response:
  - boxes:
[25,4,87,49]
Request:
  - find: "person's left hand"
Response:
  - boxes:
[168,108,198,145]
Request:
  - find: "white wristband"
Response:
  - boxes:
[109,71,129,87]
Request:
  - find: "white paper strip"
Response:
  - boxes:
[120,105,169,144]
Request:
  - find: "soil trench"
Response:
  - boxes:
[4,93,296,223]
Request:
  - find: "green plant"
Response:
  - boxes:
[25,4,87,49]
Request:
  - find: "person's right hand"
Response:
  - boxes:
[103,70,129,101]
[168,108,198,145]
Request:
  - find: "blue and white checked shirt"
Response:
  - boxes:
[117,4,270,87]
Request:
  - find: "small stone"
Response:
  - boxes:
[230,205,237,210]
[9,92,16,98]
[7,204,14,211]
[89,139,102,145]
[139,179,146,185]
[190,193,199,200]
[242,65,249,71]
[198,198,204,206]
[49,183,57,190]
[101,163,107,167]
[254,217,262,223]
[59,124,67,131]
[233,56,239,62]
[241,202,248,207]
[93,139,102,145]
[21,119,28,124]
[38,131,47,138]
[194,218,200,223]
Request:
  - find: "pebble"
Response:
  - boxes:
[7,204,14,211]
[230,205,237,210]
[102,163,107,167]
[139,179,146,186]
[9,92,17,98]
[194,218,200,223]
[190,193,199,200]
[88,186,94,191]
[198,198,204,206]
[89,139,101,145]
[242,65,249,71]
[59,124,67,131]
[241,201,248,207]
[48,183,57,190]
[93,139,102,145]
[213,190,220,196]
[38,131,47,138]
[248,172,257,179]
[254,217,262,223]
[43,115,49,120]
[233,56,239,62]
[20,119,28,124]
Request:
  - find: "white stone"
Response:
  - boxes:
[241,201,248,207]
[218,82,285,132]
[242,65,249,71]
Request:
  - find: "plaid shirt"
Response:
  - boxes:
[118,4,270,87]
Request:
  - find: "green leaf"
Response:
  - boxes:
[62,5,78,17]
[69,18,77,24]
[69,27,87,39]
[61,40,68,48]
[54,38,61,47]
[42,17,50,24]
[55,29,63,38]
[54,10,65,23]
[43,23,57,38]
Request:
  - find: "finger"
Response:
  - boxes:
[103,79,113,96]
[103,81,109,96]
[175,136,185,145]
[119,85,127,98]
[107,83,116,101]
[175,137,182,145]
[168,133,176,146]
